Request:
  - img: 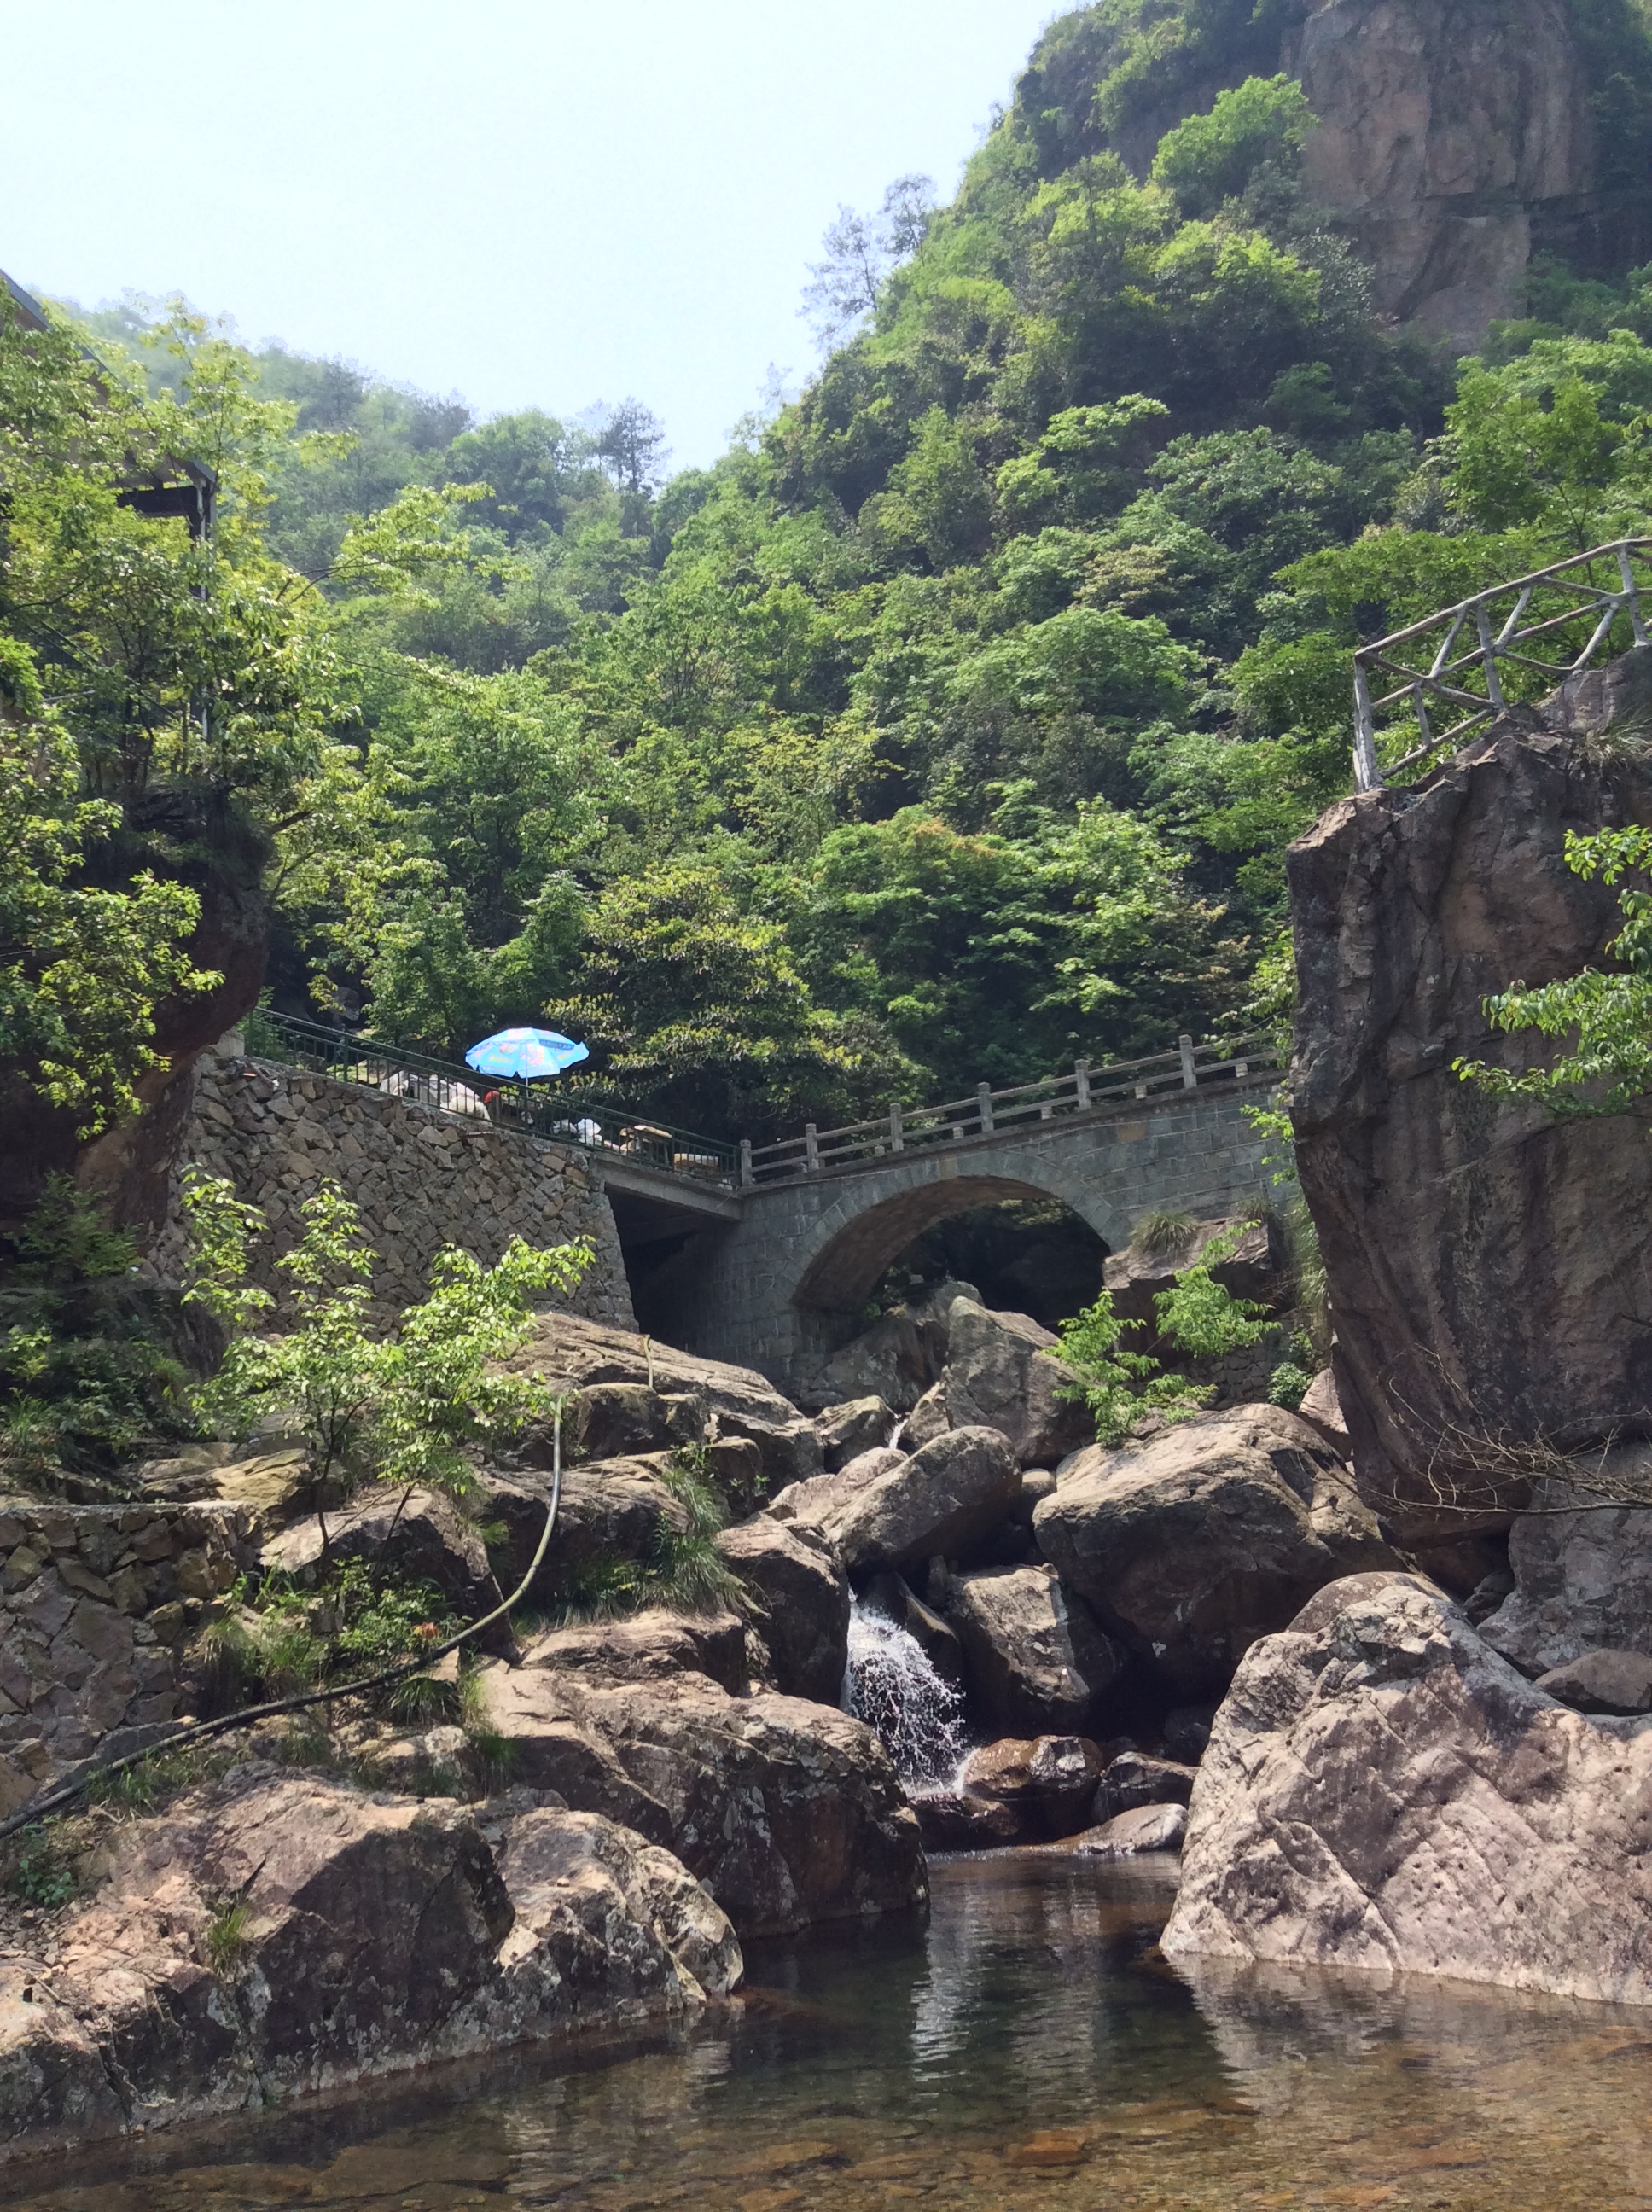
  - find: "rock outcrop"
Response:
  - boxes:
[472,1628,925,1936]
[1034,1406,1399,1694]
[262,1489,504,1628]
[1289,673,1652,1545]
[1289,0,1600,352]
[498,1313,822,1497]
[1163,1572,1652,2001]
[0,1767,739,2166]
[1091,0,1624,354]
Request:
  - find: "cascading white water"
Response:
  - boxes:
[841,1596,966,1790]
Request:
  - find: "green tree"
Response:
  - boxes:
[182,1171,591,1534]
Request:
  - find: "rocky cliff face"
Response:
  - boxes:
[1288,0,1597,349]
[1288,648,1652,1543]
[1089,0,1630,352]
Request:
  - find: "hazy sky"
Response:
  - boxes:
[4,0,1060,467]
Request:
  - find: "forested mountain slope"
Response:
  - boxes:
[15,0,1652,1147]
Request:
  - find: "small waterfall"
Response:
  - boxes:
[841,1596,966,1790]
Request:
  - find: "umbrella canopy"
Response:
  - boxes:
[464,1027,589,1080]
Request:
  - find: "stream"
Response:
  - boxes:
[14,1849,1652,2210]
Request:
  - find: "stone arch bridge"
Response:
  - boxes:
[620,1039,1283,1397]
[216,1022,1282,1399]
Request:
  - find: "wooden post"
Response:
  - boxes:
[1621,544,1649,647]
[1074,1060,1091,1111]
[889,1103,904,1153]
[805,1122,819,1173]
[1179,1034,1198,1090]
[977,1082,994,1134]
[1475,601,1505,710]
[1352,659,1382,793]
[739,1138,753,1189]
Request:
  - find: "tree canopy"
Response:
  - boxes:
[20,0,1652,1143]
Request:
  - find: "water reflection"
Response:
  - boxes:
[10,1853,1652,2208]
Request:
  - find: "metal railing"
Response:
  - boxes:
[1352,538,1652,793]
[740,1033,1282,1186]
[239,1010,739,1188]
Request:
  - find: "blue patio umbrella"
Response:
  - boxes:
[464,1027,589,1080]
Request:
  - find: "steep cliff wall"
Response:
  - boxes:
[1038,0,1650,353]
[1289,0,1599,349]
[1288,646,1652,1543]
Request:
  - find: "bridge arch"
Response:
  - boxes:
[791,1169,1122,1324]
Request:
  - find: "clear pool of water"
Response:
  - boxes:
[15,1850,1652,2210]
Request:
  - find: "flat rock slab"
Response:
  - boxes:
[1051,1802,1187,1857]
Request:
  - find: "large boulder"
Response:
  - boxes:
[1163,1572,1652,2003]
[1288,676,1652,1541]
[1480,1469,1652,1676]
[956,1734,1106,1838]
[767,1446,905,1529]
[713,1517,850,1704]
[483,1643,926,1936]
[941,1300,1092,1469]
[946,1564,1123,1735]
[452,1674,672,1837]
[260,1489,503,1627]
[497,1312,821,1493]
[0,1767,738,2166]
[819,1427,1021,1574]
[1033,1406,1401,1694]
[814,1397,895,1470]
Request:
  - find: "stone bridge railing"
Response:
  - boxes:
[741,1033,1283,1187]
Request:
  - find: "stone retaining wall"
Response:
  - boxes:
[0,1499,257,1814]
[148,1054,634,1329]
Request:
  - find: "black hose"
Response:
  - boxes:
[0,1406,564,1845]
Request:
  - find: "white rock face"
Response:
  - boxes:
[1163,1573,1652,2004]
